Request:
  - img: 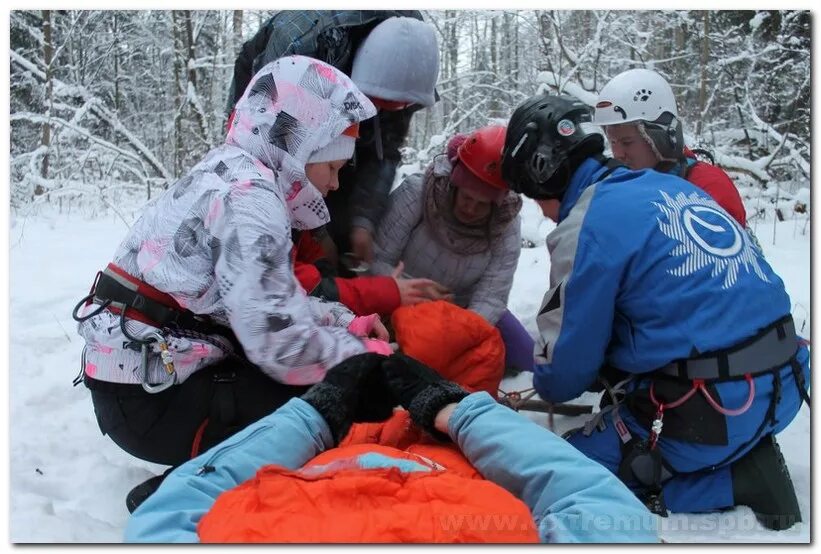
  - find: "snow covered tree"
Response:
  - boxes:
[10,9,810,218]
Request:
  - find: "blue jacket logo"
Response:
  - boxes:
[683,206,742,257]
[655,191,769,289]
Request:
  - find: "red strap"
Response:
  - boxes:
[190,418,210,459]
[103,263,186,327]
[104,304,161,329]
[106,263,184,310]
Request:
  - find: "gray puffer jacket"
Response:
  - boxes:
[77,56,377,387]
[371,156,522,325]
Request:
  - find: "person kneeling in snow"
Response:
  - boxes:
[500,93,810,530]
[125,347,659,543]
[72,56,394,513]
[370,125,534,374]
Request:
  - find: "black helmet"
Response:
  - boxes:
[502,94,604,200]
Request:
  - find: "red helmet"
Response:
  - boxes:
[457,125,509,191]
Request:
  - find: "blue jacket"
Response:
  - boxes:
[533,157,808,469]
[534,157,796,401]
[125,393,659,543]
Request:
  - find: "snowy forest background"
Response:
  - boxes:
[6,10,813,542]
[9,10,812,227]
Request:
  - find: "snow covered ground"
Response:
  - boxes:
[7,199,811,543]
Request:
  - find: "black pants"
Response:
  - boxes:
[85,358,309,466]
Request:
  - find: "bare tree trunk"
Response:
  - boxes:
[184,10,197,89]
[671,20,688,105]
[730,78,754,159]
[184,11,210,148]
[112,13,121,148]
[471,14,480,71]
[537,11,554,74]
[168,10,209,172]
[512,12,519,88]
[490,15,498,76]
[232,10,243,54]
[501,11,511,80]
[446,11,459,123]
[172,10,185,176]
[39,10,53,186]
[113,14,120,114]
[696,11,710,136]
[490,14,499,116]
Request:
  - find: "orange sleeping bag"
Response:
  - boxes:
[391,300,505,395]
[198,302,534,543]
[198,442,538,543]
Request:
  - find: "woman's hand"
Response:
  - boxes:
[348,314,389,341]
[391,262,453,305]
[369,317,390,341]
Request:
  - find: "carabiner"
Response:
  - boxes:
[140,331,177,394]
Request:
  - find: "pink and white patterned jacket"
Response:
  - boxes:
[77,56,377,386]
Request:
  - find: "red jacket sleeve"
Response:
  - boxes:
[685,160,747,227]
[294,259,322,294]
[335,275,401,317]
[292,231,401,316]
[294,229,326,264]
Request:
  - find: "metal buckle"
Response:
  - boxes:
[140,331,177,394]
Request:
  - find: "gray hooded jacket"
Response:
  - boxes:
[371,156,522,325]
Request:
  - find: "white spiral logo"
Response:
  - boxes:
[682,205,742,257]
[655,191,769,289]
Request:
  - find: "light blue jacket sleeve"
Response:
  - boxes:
[449,392,660,543]
[124,398,332,543]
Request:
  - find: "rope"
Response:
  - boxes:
[497,387,537,410]
[649,375,755,416]
[649,380,699,410]
[699,375,756,416]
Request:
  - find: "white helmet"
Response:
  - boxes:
[593,68,678,126]
[594,68,684,162]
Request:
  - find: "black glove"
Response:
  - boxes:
[381,353,469,441]
[301,353,397,444]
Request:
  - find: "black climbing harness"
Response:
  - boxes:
[72,263,236,393]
